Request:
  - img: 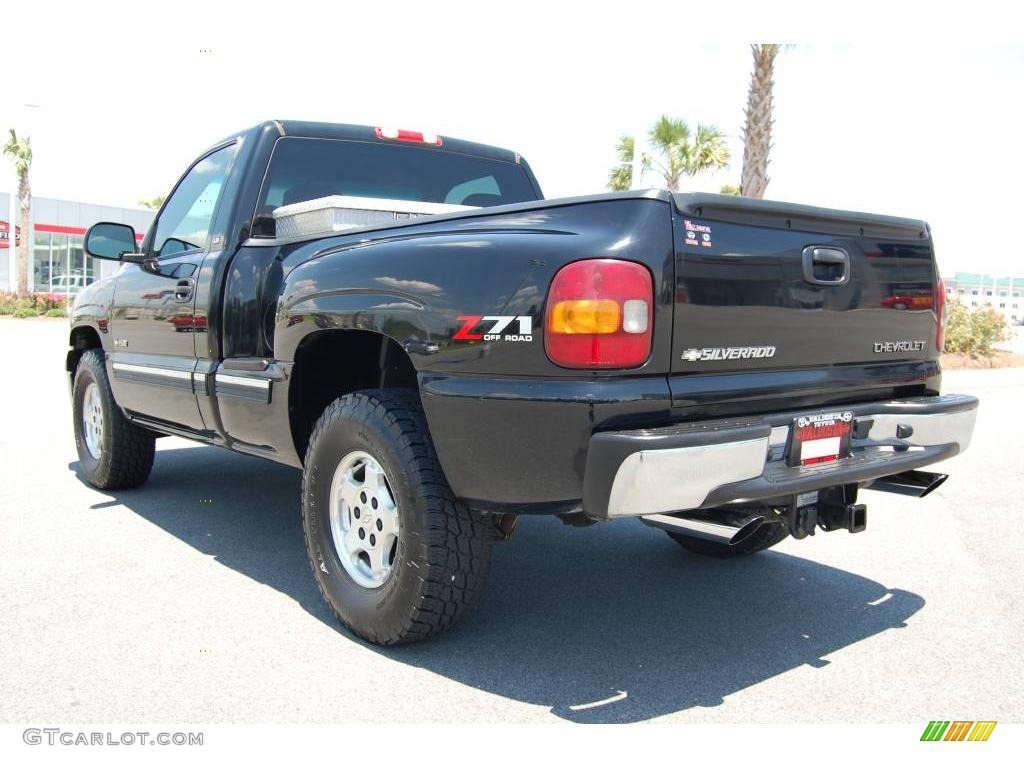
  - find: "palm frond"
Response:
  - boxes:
[648,115,690,153]
[607,164,634,191]
[611,114,732,193]
[3,129,33,181]
[688,124,730,176]
[607,134,652,190]
[614,134,635,164]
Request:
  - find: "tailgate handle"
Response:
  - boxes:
[802,246,850,285]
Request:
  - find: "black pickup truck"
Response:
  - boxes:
[68,120,977,644]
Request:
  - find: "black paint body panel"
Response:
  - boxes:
[272,195,677,375]
[670,193,940,376]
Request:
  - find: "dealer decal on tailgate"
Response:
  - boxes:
[786,411,854,467]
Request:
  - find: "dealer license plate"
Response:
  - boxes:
[786,410,854,467]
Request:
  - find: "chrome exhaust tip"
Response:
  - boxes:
[870,470,948,498]
[641,511,767,547]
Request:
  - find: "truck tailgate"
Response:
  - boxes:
[671,194,940,375]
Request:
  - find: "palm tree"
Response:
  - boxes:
[608,116,730,192]
[607,135,644,191]
[740,44,781,198]
[3,130,32,297]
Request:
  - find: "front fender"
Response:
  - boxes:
[68,275,116,350]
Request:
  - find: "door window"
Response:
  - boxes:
[151,144,236,257]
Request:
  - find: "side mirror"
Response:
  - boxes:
[84,222,138,261]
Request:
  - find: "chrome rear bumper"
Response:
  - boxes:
[582,394,977,519]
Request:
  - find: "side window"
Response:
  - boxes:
[151,144,237,257]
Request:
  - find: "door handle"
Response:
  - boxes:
[174,278,195,303]
[802,246,850,286]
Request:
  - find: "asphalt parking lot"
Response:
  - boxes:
[1,317,1021,724]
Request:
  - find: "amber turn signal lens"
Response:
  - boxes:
[548,299,621,334]
[544,259,654,369]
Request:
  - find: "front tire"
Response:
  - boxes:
[302,389,492,645]
[72,350,155,490]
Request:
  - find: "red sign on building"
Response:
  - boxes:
[0,220,21,249]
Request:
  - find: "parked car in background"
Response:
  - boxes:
[49,274,90,294]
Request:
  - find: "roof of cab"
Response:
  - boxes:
[218,120,523,166]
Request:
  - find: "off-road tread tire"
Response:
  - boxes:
[72,349,155,490]
[302,389,492,645]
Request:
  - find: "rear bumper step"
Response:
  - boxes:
[583,394,977,519]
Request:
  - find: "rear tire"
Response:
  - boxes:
[72,349,155,490]
[668,520,789,559]
[302,389,492,645]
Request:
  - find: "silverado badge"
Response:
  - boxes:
[681,346,776,362]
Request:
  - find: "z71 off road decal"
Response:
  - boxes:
[453,315,533,342]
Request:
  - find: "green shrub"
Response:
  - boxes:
[944,301,1009,356]
[0,292,71,318]
[31,292,70,312]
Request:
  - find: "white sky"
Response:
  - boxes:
[4,1,1023,276]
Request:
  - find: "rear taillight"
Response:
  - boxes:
[935,276,947,351]
[374,127,442,146]
[544,259,653,369]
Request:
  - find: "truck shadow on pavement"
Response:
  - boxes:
[74,444,925,724]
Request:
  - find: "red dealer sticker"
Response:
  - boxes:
[785,411,854,467]
[0,221,21,249]
[683,219,713,248]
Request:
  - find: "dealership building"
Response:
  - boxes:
[944,272,1024,325]
[0,192,153,294]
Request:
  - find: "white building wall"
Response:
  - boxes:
[0,192,154,292]
[946,279,1024,325]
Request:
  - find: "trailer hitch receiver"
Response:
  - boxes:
[789,485,866,537]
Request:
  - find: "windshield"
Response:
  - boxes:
[255,137,538,230]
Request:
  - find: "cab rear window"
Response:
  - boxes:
[255,137,538,229]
